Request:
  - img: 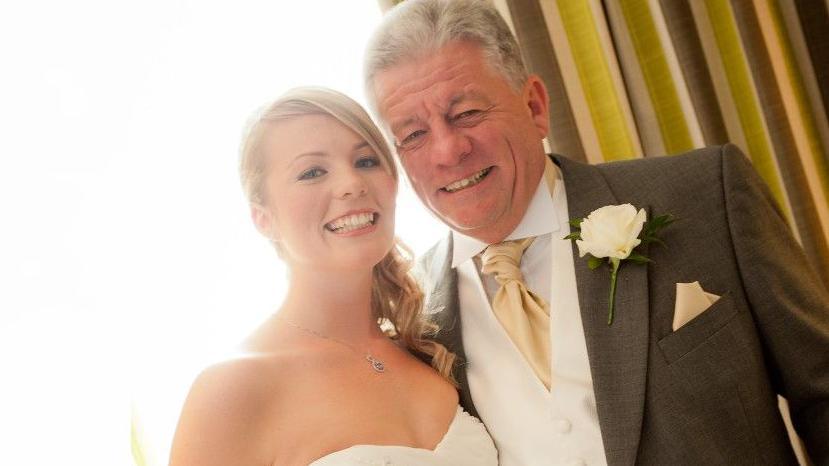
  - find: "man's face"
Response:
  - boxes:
[373,40,549,244]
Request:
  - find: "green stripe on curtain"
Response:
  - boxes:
[508,0,588,162]
[618,0,694,155]
[658,0,730,146]
[704,0,792,219]
[769,0,829,204]
[556,0,637,161]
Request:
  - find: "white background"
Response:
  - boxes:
[0,1,445,464]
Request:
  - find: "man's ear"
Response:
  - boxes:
[251,203,279,241]
[523,74,550,139]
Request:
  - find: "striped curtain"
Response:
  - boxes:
[495,0,829,287]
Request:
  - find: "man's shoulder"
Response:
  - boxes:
[559,144,755,201]
[590,144,734,178]
[556,144,754,217]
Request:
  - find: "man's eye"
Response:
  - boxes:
[400,130,426,146]
[454,110,480,120]
[298,167,326,180]
[453,106,492,125]
[355,156,381,169]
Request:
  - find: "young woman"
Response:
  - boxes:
[168,87,497,465]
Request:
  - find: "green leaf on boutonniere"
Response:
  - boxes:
[642,214,674,236]
[641,236,666,248]
[563,232,582,241]
[587,255,603,270]
[640,214,674,248]
[569,218,584,229]
[626,253,652,264]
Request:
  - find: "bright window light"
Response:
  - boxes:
[0,2,445,465]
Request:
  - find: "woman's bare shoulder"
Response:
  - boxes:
[168,351,293,466]
[190,352,287,406]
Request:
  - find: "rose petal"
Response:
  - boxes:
[578,204,646,260]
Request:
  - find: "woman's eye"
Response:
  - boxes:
[355,156,381,169]
[298,167,326,180]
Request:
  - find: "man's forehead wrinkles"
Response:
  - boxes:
[387,76,477,118]
[382,58,468,106]
[386,87,433,119]
[388,70,451,106]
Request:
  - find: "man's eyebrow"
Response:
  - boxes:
[390,117,417,135]
[448,90,490,108]
[387,91,492,134]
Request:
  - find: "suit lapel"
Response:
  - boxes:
[557,156,649,466]
[421,234,479,418]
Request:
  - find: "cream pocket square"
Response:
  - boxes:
[673,282,721,331]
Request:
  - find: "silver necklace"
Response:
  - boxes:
[279,317,386,373]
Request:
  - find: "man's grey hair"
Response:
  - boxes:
[364,0,528,115]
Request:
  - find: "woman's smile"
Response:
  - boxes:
[324,210,380,235]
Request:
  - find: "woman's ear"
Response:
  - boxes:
[251,203,279,242]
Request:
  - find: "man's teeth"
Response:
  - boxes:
[443,167,490,193]
[326,212,376,233]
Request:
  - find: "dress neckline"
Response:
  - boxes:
[308,406,464,464]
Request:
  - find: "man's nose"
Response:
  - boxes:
[430,124,472,167]
[335,169,368,199]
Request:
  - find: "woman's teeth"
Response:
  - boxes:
[443,167,491,193]
[326,212,376,233]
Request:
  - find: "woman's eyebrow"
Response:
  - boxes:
[287,151,327,169]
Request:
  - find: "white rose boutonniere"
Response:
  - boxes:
[565,204,674,325]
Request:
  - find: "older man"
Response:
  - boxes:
[365,0,829,465]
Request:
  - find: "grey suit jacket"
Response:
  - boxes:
[416,144,829,465]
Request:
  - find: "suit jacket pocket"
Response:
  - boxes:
[658,292,738,364]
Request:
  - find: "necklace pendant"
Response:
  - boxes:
[366,355,386,373]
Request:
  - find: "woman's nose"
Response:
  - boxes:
[335,169,368,199]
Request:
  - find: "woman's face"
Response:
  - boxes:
[255,114,397,272]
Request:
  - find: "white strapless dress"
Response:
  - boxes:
[308,406,498,466]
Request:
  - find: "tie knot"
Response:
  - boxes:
[481,237,534,283]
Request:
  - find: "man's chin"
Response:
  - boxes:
[443,216,500,241]
[436,210,489,232]
[434,207,519,243]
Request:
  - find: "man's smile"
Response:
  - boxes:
[441,167,493,193]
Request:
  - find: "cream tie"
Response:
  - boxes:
[481,237,551,389]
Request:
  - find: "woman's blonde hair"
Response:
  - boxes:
[238,86,456,383]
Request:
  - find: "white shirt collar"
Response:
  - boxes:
[451,161,562,268]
